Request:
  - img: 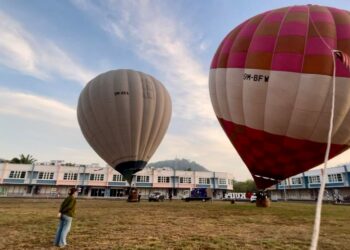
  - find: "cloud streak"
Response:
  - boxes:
[0,11,96,85]
[72,0,214,120]
[71,0,244,176]
[0,88,77,128]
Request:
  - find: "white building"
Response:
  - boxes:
[0,163,234,199]
[268,164,350,201]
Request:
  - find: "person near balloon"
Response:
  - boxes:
[54,187,78,248]
[168,191,172,201]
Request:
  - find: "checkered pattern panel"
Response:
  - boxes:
[219,117,349,189]
[211,5,350,78]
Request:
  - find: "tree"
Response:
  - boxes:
[10,154,36,164]
[233,179,257,192]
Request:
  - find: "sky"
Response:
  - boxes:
[1,0,350,181]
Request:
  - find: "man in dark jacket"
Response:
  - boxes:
[54,187,77,248]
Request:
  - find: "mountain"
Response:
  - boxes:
[147,158,208,171]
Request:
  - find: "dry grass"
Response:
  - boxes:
[0,198,349,249]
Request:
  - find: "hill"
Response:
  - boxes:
[147,158,208,171]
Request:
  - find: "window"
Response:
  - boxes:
[136,176,150,183]
[328,173,343,183]
[9,171,26,179]
[291,177,302,185]
[90,174,104,181]
[179,177,191,184]
[38,172,54,180]
[199,178,210,184]
[112,174,125,182]
[280,180,287,186]
[219,179,226,185]
[91,188,105,197]
[309,175,320,184]
[158,176,170,183]
[63,173,77,180]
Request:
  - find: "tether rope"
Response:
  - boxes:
[309,13,338,250]
[309,50,337,250]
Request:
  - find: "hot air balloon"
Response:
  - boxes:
[77,69,172,183]
[209,5,350,189]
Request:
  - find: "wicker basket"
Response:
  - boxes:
[256,198,271,207]
[127,188,139,202]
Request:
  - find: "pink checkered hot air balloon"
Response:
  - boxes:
[209,5,350,189]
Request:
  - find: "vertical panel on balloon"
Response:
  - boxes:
[108,70,132,164]
[138,76,157,162]
[225,68,245,125]
[146,84,172,162]
[286,74,331,141]
[242,69,269,130]
[104,71,127,163]
[140,77,163,161]
[86,81,116,163]
[264,71,300,135]
[127,71,143,161]
[208,70,222,118]
[214,68,231,122]
[77,90,111,163]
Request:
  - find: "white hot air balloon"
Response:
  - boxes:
[77,69,172,183]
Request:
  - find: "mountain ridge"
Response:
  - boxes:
[147,158,208,171]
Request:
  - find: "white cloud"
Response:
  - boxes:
[72,0,213,119]
[70,0,242,176]
[0,11,96,85]
[0,88,77,128]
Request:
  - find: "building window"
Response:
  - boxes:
[328,173,343,183]
[291,177,302,185]
[9,171,26,179]
[90,174,104,181]
[219,179,226,185]
[309,175,320,184]
[136,176,150,183]
[179,177,191,184]
[63,173,78,180]
[38,172,54,180]
[279,180,287,186]
[112,174,125,182]
[199,178,210,184]
[158,176,170,183]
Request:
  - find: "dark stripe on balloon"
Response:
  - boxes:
[114,161,147,184]
[218,117,348,189]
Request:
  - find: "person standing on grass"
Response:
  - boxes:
[54,187,77,248]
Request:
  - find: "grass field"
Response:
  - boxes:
[0,198,349,250]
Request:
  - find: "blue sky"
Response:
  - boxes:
[1,0,350,181]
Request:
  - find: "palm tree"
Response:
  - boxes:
[10,154,36,164]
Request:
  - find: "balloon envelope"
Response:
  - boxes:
[77,69,172,183]
[209,5,350,189]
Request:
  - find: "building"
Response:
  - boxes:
[0,162,234,199]
[268,164,350,201]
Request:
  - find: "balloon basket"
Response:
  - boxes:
[127,188,140,202]
[256,198,271,207]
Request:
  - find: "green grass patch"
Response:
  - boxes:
[0,199,349,249]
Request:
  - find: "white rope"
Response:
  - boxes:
[309,50,337,250]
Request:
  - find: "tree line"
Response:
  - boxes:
[1,154,36,164]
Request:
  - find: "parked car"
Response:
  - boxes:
[148,192,165,202]
[182,188,212,202]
